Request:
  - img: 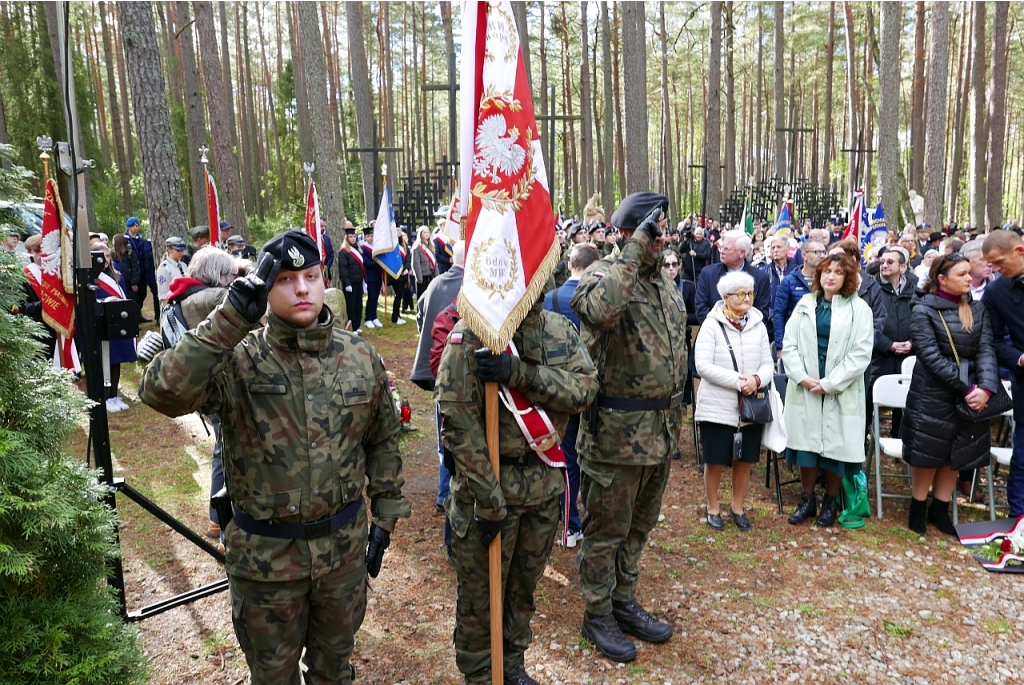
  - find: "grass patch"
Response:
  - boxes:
[883,620,913,639]
[796,604,822,618]
[986,618,1011,634]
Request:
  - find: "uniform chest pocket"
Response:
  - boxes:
[329,375,374,439]
[338,377,370,406]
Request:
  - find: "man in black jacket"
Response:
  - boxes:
[695,229,772,329]
[982,230,1024,518]
[870,246,917,434]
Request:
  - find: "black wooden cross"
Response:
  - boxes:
[840,130,875,199]
[347,119,404,213]
[423,52,460,166]
[535,85,582,210]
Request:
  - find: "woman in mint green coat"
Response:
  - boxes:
[781,253,874,527]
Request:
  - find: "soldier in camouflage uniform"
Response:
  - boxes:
[570,192,688,663]
[437,296,598,685]
[140,231,410,685]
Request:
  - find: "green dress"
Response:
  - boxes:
[785,297,863,477]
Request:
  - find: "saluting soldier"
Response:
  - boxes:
[140,230,410,685]
[437,294,598,685]
[571,192,688,663]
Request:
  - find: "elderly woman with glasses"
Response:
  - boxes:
[782,254,874,527]
[693,271,774,530]
[901,253,998,536]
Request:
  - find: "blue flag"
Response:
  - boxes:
[861,202,888,262]
[774,200,793,236]
[372,183,405,279]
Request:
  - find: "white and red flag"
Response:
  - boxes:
[457,0,557,353]
[441,189,462,249]
[841,189,866,244]
[207,173,220,246]
[35,178,78,370]
[303,180,325,260]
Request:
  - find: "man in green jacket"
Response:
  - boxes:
[140,230,410,685]
[437,296,598,685]
[571,192,688,663]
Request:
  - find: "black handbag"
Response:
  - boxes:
[718,321,773,424]
[938,313,1014,422]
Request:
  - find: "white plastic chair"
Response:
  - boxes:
[900,356,916,376]
[872,374,912,519]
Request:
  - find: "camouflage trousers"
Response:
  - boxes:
[577,458,671,615]
[228,556,366,685]
[448,480,561,684]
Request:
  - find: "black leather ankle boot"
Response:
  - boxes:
[815,494,838,527]
[788,492,817,525]
[908,497,927,535]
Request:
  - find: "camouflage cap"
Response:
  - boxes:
[610,192,669,231]
[258,230,321,271]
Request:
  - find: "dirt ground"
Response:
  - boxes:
[71,309,1024,685]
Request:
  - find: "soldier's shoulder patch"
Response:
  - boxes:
[448,331,463,345]
[592,271,605,279]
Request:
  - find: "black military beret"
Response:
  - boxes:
[258,230,321,271]
[610,192,669,231]
[586,222,606,234]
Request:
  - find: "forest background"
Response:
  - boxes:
[0,1,1020,256]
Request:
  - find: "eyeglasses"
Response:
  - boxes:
[727,291,754,300]
[806,249,827,256]
[663,261,679,267]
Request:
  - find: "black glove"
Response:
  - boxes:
[637,205,665,241]
[365,523,391,578]
[474,348,514,385]
[227,251,280,324]
[474,514,506,546]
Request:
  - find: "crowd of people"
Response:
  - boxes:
[6,193,1024,685]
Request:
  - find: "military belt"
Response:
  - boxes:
[231,497,363,539]
[499,452,542,467]
[596,391,685,412]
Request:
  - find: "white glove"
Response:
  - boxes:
[345,285,352,292]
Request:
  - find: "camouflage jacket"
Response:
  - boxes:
[571,230,688,467]
[436,303,598,522]
[139,300,411,582]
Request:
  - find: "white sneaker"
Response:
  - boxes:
[371,319,384,328]
[393,318,407,325]
[115,397,130,411]
[355,328,364,335]
[364,320,377,329]
[105,398,124,414]
[557,530,583,548]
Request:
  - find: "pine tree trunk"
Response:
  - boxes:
[773,1,785,179]
[297,1,346,248]
[924,2,949,230]
[580,1,594,203]
[174,1,208,232]
[968,1,987,230]
[659,2,675,217]
[255,1,286,207]
[706,2,722,219]
[909,1,926,193]
[218,2,239,160]
[117,0,187,250]
[346,1,376,222]
[612,4,625,199]
[878,2,901,230]
[233,4,254,217]
[288,3,315,169]
[755,4,763,183]
[242,7,263,220]
[948,7,970,221]
[600,1,614,207]
[193,1,248,238]
[985,1,1009,229]
[99,1,131,212]
[723,2,735,194]
[620,0,648,194]
[114,25,135,174]
[842,1,858,199]
[821,2,835,188]
[512,2,530,89]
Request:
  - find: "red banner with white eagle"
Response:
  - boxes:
[457,0,557,353]
[303,180,325,260]
[37,177,75,340]
[207,172,220,246]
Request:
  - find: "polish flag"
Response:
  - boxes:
[207,173,220,246]
[38,178,75,344]
[303,180,325,260]
[457,0,557,353]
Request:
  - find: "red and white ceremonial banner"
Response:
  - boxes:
[841,189,866,244]
[207,173,220,246]
[303,180,326,260]
[442,189,462,245]
[38,178,75,341]
[457,0,557,352]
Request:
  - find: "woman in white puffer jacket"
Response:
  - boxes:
[694,271,774,531]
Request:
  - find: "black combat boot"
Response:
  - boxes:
[788,492,817,525]
[582,611,637,663]
[504,667,540,685]
[612,599,673,643]
[927,498,958,537]
[908,497,928,536]
[815,494,838,527]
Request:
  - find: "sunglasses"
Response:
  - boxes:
[663,261,679,267]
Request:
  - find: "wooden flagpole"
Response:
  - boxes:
[485,381,502,685]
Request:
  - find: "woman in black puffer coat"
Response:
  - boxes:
[901,254,999,537]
